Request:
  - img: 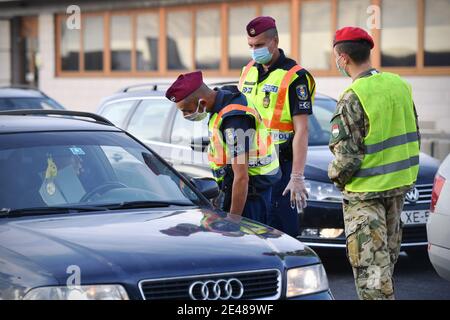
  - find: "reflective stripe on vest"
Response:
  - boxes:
[239,60,255,91]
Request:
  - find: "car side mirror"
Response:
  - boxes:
[191,177,219,199]
[190,136,209,152]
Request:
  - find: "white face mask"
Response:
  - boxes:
[183,100,207,122]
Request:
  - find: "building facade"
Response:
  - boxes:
[1,0,449,137]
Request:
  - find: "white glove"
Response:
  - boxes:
[282,173,309,213]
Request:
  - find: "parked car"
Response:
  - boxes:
[0,86,65,111]
[427,154,450,281]
[97,83,440,255]
[0,109,332,300]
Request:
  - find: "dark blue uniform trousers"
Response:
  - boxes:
[241,187,272,225]
[267,159,299,237]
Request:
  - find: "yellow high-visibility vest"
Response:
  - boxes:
[344,72,420,192]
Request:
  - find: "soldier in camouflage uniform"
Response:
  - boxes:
[328,27,420,300]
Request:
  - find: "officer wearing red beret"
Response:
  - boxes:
[166,71,281,223]
[328,27,421,300]
[239,16,316,238]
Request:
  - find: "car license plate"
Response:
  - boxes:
[401,210,430,225]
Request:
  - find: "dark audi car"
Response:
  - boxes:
[97,83,440,255]
[0,110,331,300]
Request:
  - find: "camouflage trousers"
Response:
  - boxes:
[343,195,405,300]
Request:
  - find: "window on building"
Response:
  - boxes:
[167,11,193,70]
[136,13,159,71]
[228,6,256,69]
[381,0,417,67]
[83,16,104,71]
[262,3,291,57]
[424,0,450,66]
[338,0,371,30]
[60,18,80,71]
[300,0,332,70]
[111,15,132,71]
[55,2,450,77]
[195,8,221,70]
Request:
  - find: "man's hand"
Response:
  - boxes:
[282,173,308,212]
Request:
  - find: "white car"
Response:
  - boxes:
[427,154,450,281]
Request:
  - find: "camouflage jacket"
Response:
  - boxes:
[328,72,420,201]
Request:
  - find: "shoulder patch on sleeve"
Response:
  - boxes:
[295,84,309,101]
[329,113,349,144]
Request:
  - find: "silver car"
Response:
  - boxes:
[427,154,450,281]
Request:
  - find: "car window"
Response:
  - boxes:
[127,98,172,142]
[100,100,136,128]
[171,110,209,146]
[0,98,64,111]
[0,131,200,211]
[308,99,336,146]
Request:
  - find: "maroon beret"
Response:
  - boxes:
[246,16,276,37]
[333,27,374,49]
[165,71,203,103]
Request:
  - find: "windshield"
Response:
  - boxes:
[0,97,65,111]
[308,97,337,146]
[0,131,200,212]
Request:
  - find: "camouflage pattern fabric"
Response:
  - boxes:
[343,194,405,300]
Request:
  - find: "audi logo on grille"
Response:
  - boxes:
[188,278,244,300]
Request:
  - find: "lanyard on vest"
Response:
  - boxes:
[239,61,303,132]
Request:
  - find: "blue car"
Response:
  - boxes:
[0,110,332,300]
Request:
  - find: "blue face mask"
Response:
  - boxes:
[251,46,273,65]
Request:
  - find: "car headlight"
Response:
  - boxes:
[305,180,343,203]
[23,285,129,300]
[286,264,329,298]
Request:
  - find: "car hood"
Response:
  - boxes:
[0,208,318,286]
[306,146,439,183]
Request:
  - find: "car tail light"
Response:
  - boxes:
[431,174,445,213]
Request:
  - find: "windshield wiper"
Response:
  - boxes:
[97,200,194,210]
[0,205,109,217]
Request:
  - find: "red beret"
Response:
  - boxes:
[333,27,374,49]
[246,16,276,37]
[165,71,203,103]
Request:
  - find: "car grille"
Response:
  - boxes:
[404,184,433,205]
[139,269,281,300]
[402,225,427,243]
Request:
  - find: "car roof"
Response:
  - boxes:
[0,111,121,134]
[0,87,47,98]
[101,89,165,106]
[100,82,335,107]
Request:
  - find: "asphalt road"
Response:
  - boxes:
[316,248,450,300]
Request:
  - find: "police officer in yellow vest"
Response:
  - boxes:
[239,16,316,237]
[166,71,281,222]
[328,27,420,300]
